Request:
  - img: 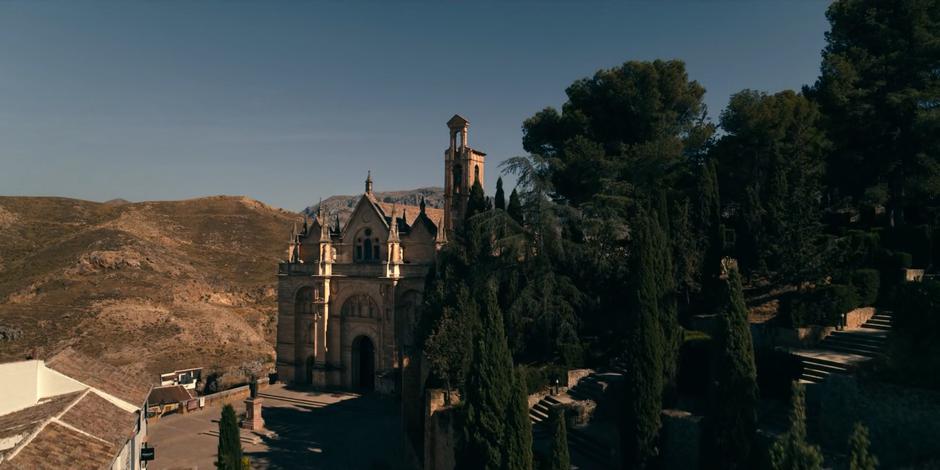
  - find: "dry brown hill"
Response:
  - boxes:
[302,187,444,224]
[0,195,297,387]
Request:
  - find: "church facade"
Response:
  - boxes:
[275,114,486,392]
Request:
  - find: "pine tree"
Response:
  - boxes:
[769,382,823,470]
[507,188,524,224]
[495,177,506,211]
[459,282,515,470]
[848,422,878,470]
[548,407,570,470]
[504,367,534,470]
[704,262,758,470]
[620,207,665,469]
[216,404,243,470]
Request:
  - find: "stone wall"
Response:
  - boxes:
[424,389,461,470]
[812,375,940,468]
[750,307,877,349]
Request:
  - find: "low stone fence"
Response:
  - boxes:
[751,307,877,349]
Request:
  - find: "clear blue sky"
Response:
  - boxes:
[0,1,830,211]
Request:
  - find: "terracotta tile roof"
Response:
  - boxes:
[59,392,137,450]
[0,421,115,470]
[147,385,194,405]
[46,349,151,406]
[0,392,83,459]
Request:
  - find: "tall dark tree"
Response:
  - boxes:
[459,282,516,470]
[811,0,940,223]
[848,422,878,470]
[704,262,759,470]
[467,180,488,220]
[620,208,666,469]
[521,60,714,206]
[769,383,824,470]
[507,188,524,224]
[216,404,243,470]
[548,407,570,470]
[714,90,827,284]
[495,177,506,211]
[505,367,534,470]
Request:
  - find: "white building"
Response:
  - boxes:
[0,349,151,469]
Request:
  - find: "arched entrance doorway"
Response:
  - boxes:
[351,336,375,391]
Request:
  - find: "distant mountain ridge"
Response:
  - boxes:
[301,187,445,225]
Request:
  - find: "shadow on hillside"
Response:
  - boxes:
[246,389,407,470]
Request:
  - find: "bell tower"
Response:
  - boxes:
[443,114,486,234]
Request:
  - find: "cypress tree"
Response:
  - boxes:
[216,404,243,470]
[466,180,488,220]
[620,207,665,469]
[495,177,506,211]
[548,406,570,470]
[769,382,823,470]
[651,203,680,404]
[505,367,534,470]
[704,262,758,470]
[460,282,515,470]
[848,422,878,470]
[507,189,523,224]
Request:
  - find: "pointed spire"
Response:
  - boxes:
[321,210,330,239]
[388,203,400,241]
[420,197,426,213]
[365,170,373,194]
[316,198,323,219]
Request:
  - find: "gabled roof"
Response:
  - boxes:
[148,385,195,406]
[0,389,139,470]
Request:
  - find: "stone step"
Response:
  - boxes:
[865,319,893,327]
[801,362,850,376]
[861,323,892,331]
[822,338,884,354]
[795,355,856,371]
[827,332,887,345]
[819,343,878,357]
[800,372,827,384]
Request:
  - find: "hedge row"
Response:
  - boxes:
[787,284,860,327]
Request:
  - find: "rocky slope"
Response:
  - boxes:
[0,196,297,386]
[302,187,444,223]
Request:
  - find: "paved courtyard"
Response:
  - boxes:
[147,384,408,470]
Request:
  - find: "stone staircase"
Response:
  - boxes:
[796,311,892,384]
[529,373,619,468]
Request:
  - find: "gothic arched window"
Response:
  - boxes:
[474,165,480,184]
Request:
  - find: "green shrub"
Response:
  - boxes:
[883,225,931,268]
[850,269,880,306]
[519,364,567,395]
[787,285,859,327]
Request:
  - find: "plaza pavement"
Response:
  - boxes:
[147,384,408,470]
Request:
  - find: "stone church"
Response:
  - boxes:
[275,114,486,392]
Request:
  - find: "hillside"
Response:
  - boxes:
[0,196,297,386]
[302,187,444,223]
